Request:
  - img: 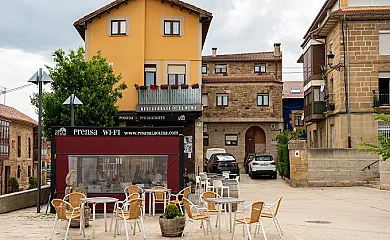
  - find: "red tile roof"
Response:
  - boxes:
[202,75,281,84]
[0,104,37,126]
[203,52,281,62]
[282,81,304,99]
[74,0,213,46]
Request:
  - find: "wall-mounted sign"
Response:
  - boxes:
[117,112,201,122]
[136,104,201,113]
[53,127,183,137]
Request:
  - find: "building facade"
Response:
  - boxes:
[299,0,390,149]
[202,45,283,167]
[74,0,213,175]
[282,81,305,134]
[0,104,37,194]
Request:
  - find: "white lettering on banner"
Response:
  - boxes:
[123,131,179,136]
[73,129,98,136]
[102,129,121,136]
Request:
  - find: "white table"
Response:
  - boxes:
[81,197,119,239]
[143,188,171,216]
[207,197,245,239]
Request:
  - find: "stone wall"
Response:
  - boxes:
[0,185,50,214]
[289,140,379,187]
[380,160,390,191]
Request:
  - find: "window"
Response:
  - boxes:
[203,134,209,146]
[215,65,227,74]
[28,166,31,177]
[291,88,301,94]
[164,20,180,35]
[0,120,10,159]
[314,88,320,102]
[257,94,269,106]
[168,65,186,85]
[68,155,168,193]
[17,136,21,158]
[202,64,207,74]
[111,20,126,35]
[225,135,238,146]
[216,94,228,106]
[28,137,31,158]
[202,94,209,107]
[17,165,21,178]
[294,114,304,126]
[144,64,157,86]
[254,65,266,73]
[379,30,390,55]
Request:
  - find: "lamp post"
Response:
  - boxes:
[28,68,53,213]
[63,93,83,127]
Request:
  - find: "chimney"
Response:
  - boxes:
[274,43,281,57]
[212,48,217,57]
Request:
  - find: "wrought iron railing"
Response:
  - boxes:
[379,89,390,106]
[324,93,335,111]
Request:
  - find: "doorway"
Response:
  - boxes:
[5,166,10,194]
[245,126,266,156]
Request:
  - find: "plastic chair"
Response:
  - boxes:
[195,176,201,194]
[110,193,140,232]
[200,191,228,229]
[235,176,240,197]
[199,173,208,191]
[258,197,283,237]
[50,199,84,240]
[114,198,146,240]
[231,201,267,240]
[152,186,169,216]
[213,180,229,197]
[222,172,230,179]
[182,198,214,240]
[169,187,190,215]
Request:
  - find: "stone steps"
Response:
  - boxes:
[364,181,380,189]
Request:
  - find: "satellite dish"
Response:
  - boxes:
[320,82,325,92]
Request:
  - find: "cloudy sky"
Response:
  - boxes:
[0,0,324,120]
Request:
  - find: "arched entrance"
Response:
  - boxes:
[245,126,266,156]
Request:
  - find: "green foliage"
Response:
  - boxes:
[359,114,390,161]
[29,176,38,189]
[163,204,182,219]
[189,178,196,185]
[31,47,127,139]
[9,177,19,192]
[276,130,303,179]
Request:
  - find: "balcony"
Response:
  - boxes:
[324,94,335,112]
[305,101,325,122]
[136,86,202,113]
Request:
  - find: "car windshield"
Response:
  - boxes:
[255,156,273,161]
[216,155,236,162]
[248,155,254,160]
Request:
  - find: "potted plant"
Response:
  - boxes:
[181,83,189,89]
[161,84,169,89]
[191,83,200,89]
[134,84,140,90]
[171,84,179,89]
[189,178,196,193]
[159,204,185,237]
[139,85,147,90]
[328,102,335,111]
[150,84,159,90]
[373,92,380,107]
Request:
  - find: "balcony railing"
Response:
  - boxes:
[379,89,390,106]
[136,86,202,113]
[324,94,335,111]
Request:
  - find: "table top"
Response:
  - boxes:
[81,197,119,203]
[207,197,244,204]
[143,188,172,193]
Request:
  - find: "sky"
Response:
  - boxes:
[0,0,324,120]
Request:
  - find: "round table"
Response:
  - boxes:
[207,197,245,239]
[81,197,119,239]
[143,188,171,216]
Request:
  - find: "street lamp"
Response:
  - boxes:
[63,93,83,127]
[28,68,53,213]
[327,51,344,71]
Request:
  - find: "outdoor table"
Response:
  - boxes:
[207,197,245,239]
[143,188,171,216]
[80,197,119,239]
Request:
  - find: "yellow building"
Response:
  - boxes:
[74,0,213,175]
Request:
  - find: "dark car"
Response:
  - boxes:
[244,153,256,174]
[206,153,240,175]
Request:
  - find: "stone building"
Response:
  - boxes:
[202,44,283,167]
[299,0,390,149]
[282,81,305,134]
[0,104,37,194]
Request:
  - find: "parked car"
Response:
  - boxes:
[244,153,256,174]
[204,148,226,171]
[206,153,240,175]
[248,154,277,179]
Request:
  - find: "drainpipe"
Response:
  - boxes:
[344,15,351,148]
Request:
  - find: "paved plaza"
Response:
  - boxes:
[1,175,390,239]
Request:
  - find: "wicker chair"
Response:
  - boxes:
[50,199,84,240]
[200,191,228,229]
[110,193,140,232]
[182,197,214,240]
[114,198,146,240]
[169,187,190,215]
[152,186,169,216]
[124,185,145,215]
[259,197,283,237]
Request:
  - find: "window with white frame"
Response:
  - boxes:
[202,64,207,74]
[225,134,238,146]
[379,30,390,55]
[164,20,180,35]
[216,94,228,106]
[144,64,156,86]
[254,65,266,73]
[111,20,127,35]
[257,93,269,106]
[294,114,304,126]
[168,65,186,85]
[215,64,227,74]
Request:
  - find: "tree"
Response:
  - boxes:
[31,47,127,139]
[359,114,390,161]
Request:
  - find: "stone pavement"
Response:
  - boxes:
[1,175,390,239]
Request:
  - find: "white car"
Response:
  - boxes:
[248,154,277,179]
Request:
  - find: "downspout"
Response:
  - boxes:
[344,15,352,148]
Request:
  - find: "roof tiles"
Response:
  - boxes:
[203,52,281,62]
[202,75,281,84]
[0,104,37,126]
[282,81,304,99]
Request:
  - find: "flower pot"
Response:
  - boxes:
[373,100,380,107]
[139,86,147,90]
[328,105,335,111]
[171,85,179,89]
[191,85,200,89]
[181,85,189,89]
[161,85,169,89]
[159,216,186,237]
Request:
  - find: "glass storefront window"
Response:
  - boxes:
[68,155,168,193]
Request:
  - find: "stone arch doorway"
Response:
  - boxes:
[245,126,266,156]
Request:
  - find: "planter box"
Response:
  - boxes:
[380,160,390,191]
[159,216,185,237]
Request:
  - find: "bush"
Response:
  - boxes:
[189,178,196,185]
[163,204,182,219]
[276,130,302,179]
[29,176,38,189]
[9,177,19,192]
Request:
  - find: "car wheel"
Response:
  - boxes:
[273,173,277,179]
[251,173,255,179]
